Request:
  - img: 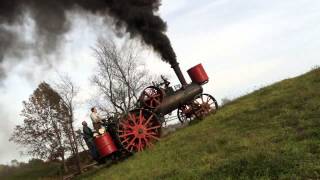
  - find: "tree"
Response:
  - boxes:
[75,129,87,152]
[10,160,19,167]
[92,38,152,114]
[10,82,70,173]
[54,75,81,173]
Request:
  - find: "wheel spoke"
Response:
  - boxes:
[119,132,134,138]
[126,137,137,148]
[138,138,142,152]
[146,134,160,140]
[150,99,155,107]
[208,102,215,106]
[206,95,210,103]
[147,125,161,131]
[144,91,152,98]
[146,131,158,135]
[120,122,133,129]
[201,95,204,103]
[129,145,134,152]
[139,109,143,125]
[128,113,137,125]
[194,101,200,105]
[195,108,203,115]
[143,137,154,148]
[121,137,131,144]
[143,114,154,126]
[118,129,132,133]
[153,98,160,105]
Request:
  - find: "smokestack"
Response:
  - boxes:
[171,63,187,86]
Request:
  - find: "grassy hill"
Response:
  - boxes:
[0,161,61,180]
[80,67,320,179]
[0,151,94,180]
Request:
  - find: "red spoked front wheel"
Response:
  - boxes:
[178,93,218,124]
[118,109,161,153]
[193,93,218,118]
[177,104,196,124]
[139,86,163,109]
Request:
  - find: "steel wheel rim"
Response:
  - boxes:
[118,109,161,152]
[193,94,218,117]
[177,105,195,124]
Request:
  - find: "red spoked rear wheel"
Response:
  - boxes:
[118,109,161,152]
[139,86,163,109]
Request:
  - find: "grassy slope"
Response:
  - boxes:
[82,68,320,180]
[0,163,61,180]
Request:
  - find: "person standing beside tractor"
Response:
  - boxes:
[90,107,103,132]
[81,121,99,161]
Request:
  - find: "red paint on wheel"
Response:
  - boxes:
[118,109,161,152]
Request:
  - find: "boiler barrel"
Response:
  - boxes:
[155,83,203,115]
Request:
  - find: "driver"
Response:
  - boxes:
[90,107,103,131]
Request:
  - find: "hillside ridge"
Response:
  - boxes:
[80,68,320,179]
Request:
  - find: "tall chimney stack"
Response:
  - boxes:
[171,62,187,86]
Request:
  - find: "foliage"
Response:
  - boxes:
[0,159,61,180]
[10,82,70,171]
[79,67,320,179]
[0,152,94,180]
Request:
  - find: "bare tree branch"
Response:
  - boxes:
[91,38,154,115]
[54,75,82,174]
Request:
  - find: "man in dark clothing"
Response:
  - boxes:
[82,121,99,161]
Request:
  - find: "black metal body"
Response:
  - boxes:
[155,83,203,115]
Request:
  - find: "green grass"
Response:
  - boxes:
[0,162,61,180]
[0,151,95,180]
[80,67,320,180]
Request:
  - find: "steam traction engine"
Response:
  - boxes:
[114,63,218,153]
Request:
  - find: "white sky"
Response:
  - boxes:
[0,0,319,164]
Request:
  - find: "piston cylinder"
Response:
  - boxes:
[155,83,203,115]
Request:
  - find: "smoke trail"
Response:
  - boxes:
[0,0,177,79]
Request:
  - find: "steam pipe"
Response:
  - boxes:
[171,62,187,86]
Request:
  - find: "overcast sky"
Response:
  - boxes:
[0,0,319,164]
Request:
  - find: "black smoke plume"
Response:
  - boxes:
[0,0,177,79]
